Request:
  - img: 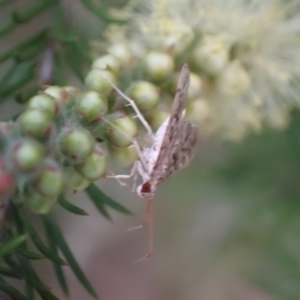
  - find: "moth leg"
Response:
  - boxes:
[106,161,140,192]
[135,197,154,262]
[106,171,130,189]
[100,74,154,138]
[106,160,139,179]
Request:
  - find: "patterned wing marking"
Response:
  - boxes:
[153,121,198,186]
[149,63,190,185]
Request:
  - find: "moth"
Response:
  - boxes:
[106,64,198,261]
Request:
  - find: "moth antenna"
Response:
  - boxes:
[100,72,154,137]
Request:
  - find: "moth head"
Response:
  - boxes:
[137,181,155,198]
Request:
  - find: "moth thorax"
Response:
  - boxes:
[137,181,154,198]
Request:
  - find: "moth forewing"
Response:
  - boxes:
[145,63,191,189]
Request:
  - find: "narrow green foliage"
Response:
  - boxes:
[54,53,67,86]
[65,48,86,82]
[84,186,112,220]
[17,255,51,293]
[0,30,48,64]
[11,204,25,234]
[0,266,23,279]
[0,18,15,36]
[3,255,21,273]
[15,86,39,104]
[58,195,88,216]
[86,183,131,215]
[0,0,12,5]
[0,235,26,258]
[25,282,35,300]
[88,196,112,220]
[17,210,66,265]
[18,248,45,260]
[12,0,54,24]
[0,278,27,300]
[15,37,49,63]
[80,0,128,24]
[0,61,36,99]
[43,216,98,299]
[44,219,69,296]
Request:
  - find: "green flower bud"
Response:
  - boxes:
[18,110,53,139]
[129,81,160,110]
[186,98,215,136]
[34,160,64,197]
[27,94,57,117]
[75,146,107,181]
[146,108,169,132]
[76,91,108,122]
[110,144,138,167]
[24,192,56,214]
[92,54,122,74]
[11,139,44,172]
[192,34,229,75]
[104,114,137,147]
[64,167,90,191]
[64,86,80,97]
[216,60,250,97]
[108,43,132,67]
[188,73,202,100]
[85,69,116,95]
[145,52,174,81]
[44,86,70,105]
[59,128,94,162]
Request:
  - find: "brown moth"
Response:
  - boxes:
[107,64,198,260]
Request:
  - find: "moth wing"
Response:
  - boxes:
[150,121,198,187]
[149,64,190,185]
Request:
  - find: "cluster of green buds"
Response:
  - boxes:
[0,83,137,214]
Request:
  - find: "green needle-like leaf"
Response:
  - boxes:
[18,210,66,265]
[85,188,112,220]
[0,266,23,279]
[12,0,54,23]
[44,216,69,296]
[3,255,21,273]
[43,216,98,299]
[25,282,35,300]
[0,30,48,63]
[65,48,85,82]
[17,255,50,293]
[86,183,131,215]
[80,0,128,24]
[0,279,27,300]
[18,248,45,260]
[15,86,39,104]
[0,235,26,257]
[0,61,36,100]
[0,0,13,5]
[58,195,88,216]
[53,52,67,85]
[0,18,16,36]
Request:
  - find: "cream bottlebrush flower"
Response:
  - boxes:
[98,0,300,140]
